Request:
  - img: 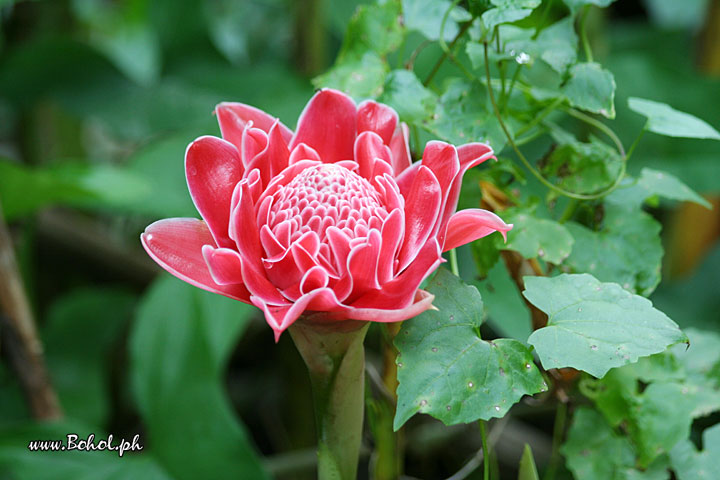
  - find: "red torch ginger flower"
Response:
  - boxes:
[141,89,512,340]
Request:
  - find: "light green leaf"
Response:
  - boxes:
[482,7,535,32]
[541,137,623,194]
[565,204,663,296]
[338,0,404,61]
[503,18,577,73]
[313,51,387,101]
[394,268,546,429]
[524,274,686,378]
[379,69,436,122]
[563,62,616,118]
[628,97,720,140]
[402,0,472,41]
[637,168,712,209]
[502,210,574,263]
[670,423,720,480]
[518,444,540,480]
[563,0,617,13]
[131,276,269,480]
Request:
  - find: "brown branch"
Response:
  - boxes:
[0,201,62,420]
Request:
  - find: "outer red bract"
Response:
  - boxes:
[141,89,512,340]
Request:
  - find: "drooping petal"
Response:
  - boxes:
[389,122,412,175]
[202,245,244,285]
[216,102,293,150]
[442,208,513,252]
[341,289,436,323]
[141,218,251,302]
[346,229,382,294]
[377,209,404,283]
[185,136,244,248]
[397,165,442,271]
[457,142,495,169]
[290,89,357,163]
[357,100,398,145]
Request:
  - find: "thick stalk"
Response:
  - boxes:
[290,317,370,480]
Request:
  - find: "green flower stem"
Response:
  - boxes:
[290,317,371,480]
[580,5,594,63]
[543,401,568,480]
[479,420,490,480]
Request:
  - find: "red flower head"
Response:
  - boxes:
[141,89,512,340]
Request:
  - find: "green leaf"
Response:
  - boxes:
[131,276,269,480]
[313,51,387,101]
[338,0,404,61]
[561,407,635,480]
[427,79,507,152]
[504,18,578,73]
[0,159,152,221]
[524,274,686,378]
[482,6,537,32]
[628,97,720,140]
[670,423,720,480]
[43,288,137,427]
[501,210,574,263]
[518,444,540,480]
[402,0,472,41]
[0,421,173,480]
[636,168,712,209]
[565,204,663,296]
[394,268,546,429]
[563,0,617,13]
[474,261,534,342]
[541,137,623,194]
[379,69,436,122]
[630,382,695,467]
[563,62,616,118]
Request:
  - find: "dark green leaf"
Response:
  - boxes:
[541,137,623,194]
[563,62,616,118]
[394,269,546,429]
[131,276,268,480]
[565,204,663,296]
[524,274,686,377]
[628,97,720,140]
[44,288,137,427]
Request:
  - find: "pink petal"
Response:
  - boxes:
[290,89,357,163]
[377,209,404,283]
[246,121,291,187]
[341,289,436,323]
[442,209,513,252]
[216,102,293,150]
[389,123,412,175]
[240,126,267,168]
[289,143,322,164]
[202,245,244,285]
[353,239,441,309]
[354,131,392,181]
[420,141,460,238]
[346,229,382,294]
[141,218,251,303]
[395,161,420,198]
[397,165,442,271]
[185,136,244,248]
[457,142,495,169]
[357,100,398,145]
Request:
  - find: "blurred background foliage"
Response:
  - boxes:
[0,0,718,479]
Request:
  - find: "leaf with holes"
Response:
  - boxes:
[394,268,546,430]
[523,274,686,378]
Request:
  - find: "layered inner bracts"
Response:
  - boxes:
[141,89,513,340]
